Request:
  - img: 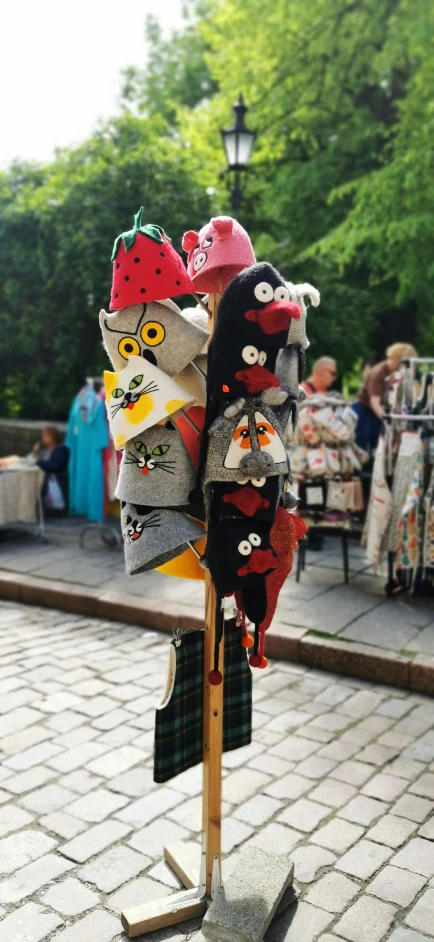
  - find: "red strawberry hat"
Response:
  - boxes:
[110,207,195,310]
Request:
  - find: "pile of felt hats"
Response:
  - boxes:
[100,209,320,673]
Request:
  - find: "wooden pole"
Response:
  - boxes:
[121,276,224,935]
[202,277,223,895]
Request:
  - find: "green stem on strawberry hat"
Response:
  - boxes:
[111,207,170,262]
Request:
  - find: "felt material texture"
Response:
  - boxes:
[182,216,256,293]
[153,619,252,783]
[104,355,195,450]
[174,406,205,471]
[206,263,300,413]
[100,302,208,375]
[210,476,280,525]
[204,399,289,486]
[175,362,207,407]
[115,420,197,506]
[157,533,206,580]
[207,519,278,597]
[110,207,195,308]
[121,504,204,575]
[275,343,306,398]
[285,281,320,350]
[260,508,307,634]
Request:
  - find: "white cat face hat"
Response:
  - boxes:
[104,355,195,450]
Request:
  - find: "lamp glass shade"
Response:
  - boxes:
[222,127,255,170]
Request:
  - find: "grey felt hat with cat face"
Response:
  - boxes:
[121,504,204,575]
[100,300,209,376]
[204,398,289,486]
[116,421,196,506]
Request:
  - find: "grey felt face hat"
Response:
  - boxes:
[116,421,196,506]
[121,504,204,575]
[100,300,209,375]
[204,398,289,486]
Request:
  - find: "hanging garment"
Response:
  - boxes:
[66,387,109,522]
[386,432,422,552]
[153,619,252,784]
[364,434,392,566]
[423,468,434,570]
[396,445,425,572]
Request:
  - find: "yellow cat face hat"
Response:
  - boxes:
[104,355,196,450]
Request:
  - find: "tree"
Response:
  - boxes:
[0,113,211,418]
[129,0,431,372]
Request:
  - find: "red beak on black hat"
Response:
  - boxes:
[244,300,300,335]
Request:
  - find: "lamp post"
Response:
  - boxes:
[221,93,256,216]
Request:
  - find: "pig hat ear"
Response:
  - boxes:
[294,283,320,307]
[211,216,234,240]
[182,230,199,254]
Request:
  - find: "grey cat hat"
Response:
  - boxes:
[116,421,196,506]
[121,503,204,575]
[100,300,209,375]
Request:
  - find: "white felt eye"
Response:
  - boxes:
[242,345,259,364]
[258,350,267,366]
[254,282,274,303]
[251,477,266,487]
[238,540,252,556]
[274,285,290,302]
[236,478,249,485]
[249,533,261,546]
[193,252,207,271]
[203,237,213,248]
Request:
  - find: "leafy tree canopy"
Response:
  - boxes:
[0,113,210,418]
[1,0,432,417]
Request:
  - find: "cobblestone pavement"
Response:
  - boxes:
[2,519,434,661]
[1,601,434,941]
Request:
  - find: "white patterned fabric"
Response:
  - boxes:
[0,466,44,526]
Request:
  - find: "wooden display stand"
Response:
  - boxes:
[121,288,223,936]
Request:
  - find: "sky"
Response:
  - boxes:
[0,0,184,168]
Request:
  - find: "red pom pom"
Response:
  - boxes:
[241,634,254,649]
[249,654,268,669]
[208,670,223,686]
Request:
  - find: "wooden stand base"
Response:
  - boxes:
[121,840,206,937]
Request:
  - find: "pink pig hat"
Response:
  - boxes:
[182,216,255,293]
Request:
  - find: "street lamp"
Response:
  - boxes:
[221,93,256,216]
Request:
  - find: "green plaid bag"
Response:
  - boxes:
[154,617,252,784]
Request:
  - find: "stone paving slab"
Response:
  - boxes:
[0,601,434,939]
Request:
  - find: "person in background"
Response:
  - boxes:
[301,357,338,395]
[33,427,69,510]
[353,342,417,454]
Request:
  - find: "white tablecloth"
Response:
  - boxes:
[0,466,44,526]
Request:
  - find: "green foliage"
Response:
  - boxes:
[147,0,432,374]
[1,0,433,418]
[121,6,218,126]
[0,114,210,418]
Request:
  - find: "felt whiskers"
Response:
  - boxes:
[123,509,161,543]
[124,441,175,475]
[110,378,160,418]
